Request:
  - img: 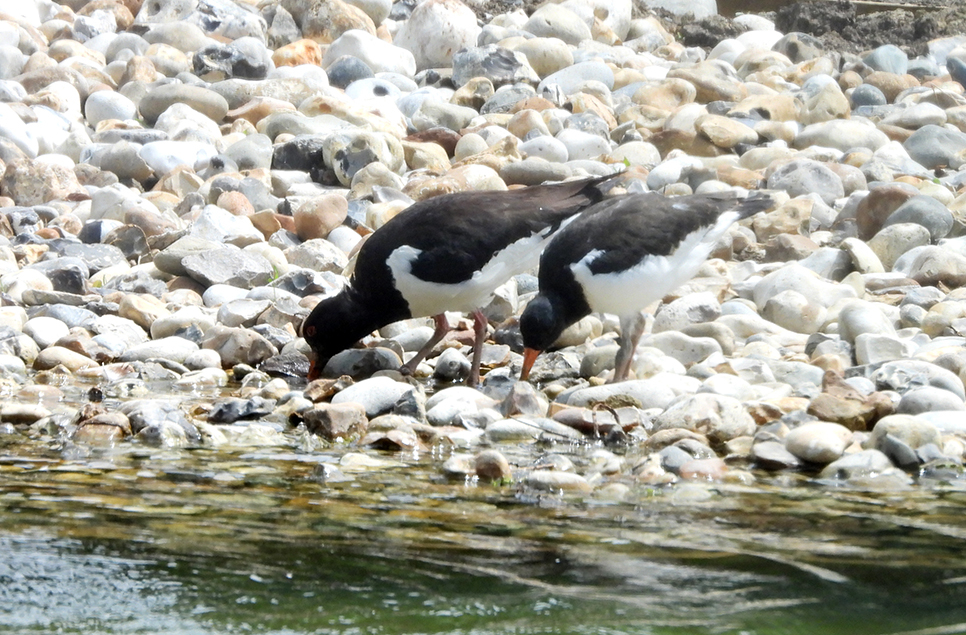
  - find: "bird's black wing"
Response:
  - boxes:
[537,190,771,296]
[356,175,618,287]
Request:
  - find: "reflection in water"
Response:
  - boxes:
[1,428,966,633]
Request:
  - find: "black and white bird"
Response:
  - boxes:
[519,190,774,383]
[302,174,621,384]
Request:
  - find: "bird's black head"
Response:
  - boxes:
[519,294,569,354]
[301,290,377,379]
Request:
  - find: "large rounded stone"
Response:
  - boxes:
[138,84,229,124]
[784,422,853,464]
[394,0,481,71]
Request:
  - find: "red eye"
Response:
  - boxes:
[304,325,316,337]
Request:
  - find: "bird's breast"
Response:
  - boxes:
[385,231,550,316]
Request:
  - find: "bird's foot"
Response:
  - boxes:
[398,364,415,377]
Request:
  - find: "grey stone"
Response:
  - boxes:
[784,422,853,464]
[896,386,966,415]
[323,348,402,379]
[653,393,756,443]
[182,246,275,289]
[331,376,416,418]
[883,195,954,242]
[903,124,966,170]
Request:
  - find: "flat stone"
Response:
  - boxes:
[138,83,229,124]
[784,422,853,464]
[182,247,274,289]
[331,376,416,418]
[653,393,756,443]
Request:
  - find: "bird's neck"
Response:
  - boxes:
[346,285,409,338]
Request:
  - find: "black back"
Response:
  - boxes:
[536,191,773,319]
[351,174,619,314]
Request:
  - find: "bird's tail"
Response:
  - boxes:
[581,172,625,202]
[733,191,777,220]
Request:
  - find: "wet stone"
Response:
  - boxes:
[330,376,416,418]
[474,449,512,481]
[784,422,853,464]
[752,440,803,470]
[208,397,277,423]
[303,402,369,441]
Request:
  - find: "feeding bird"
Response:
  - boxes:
[519,190,774,383]
[301,174,622,384]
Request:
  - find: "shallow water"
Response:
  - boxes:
[2,393,966,635]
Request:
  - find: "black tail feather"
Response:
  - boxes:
[734,191,777,220]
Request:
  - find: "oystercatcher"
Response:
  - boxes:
[302,174,621,384]
[519,190,773,382]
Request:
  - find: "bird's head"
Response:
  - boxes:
[518,294,568,381]
[301,291,372,381]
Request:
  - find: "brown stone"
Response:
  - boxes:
[667,61,748,103]
[679,457,727,481]
[877,123,915,142]
[810,353,849,374]
[216,191,255,216]
[617,104,668,132]
[806,371,882,431]
[361,427,419,451]
[838,70,863,91]
[250,210,282,239]
[474,450,512,481]
[286,0,375,44]
[294,193,348,240]
[864,71,919,103]
[404,127,461,156]
[715,165,764,189]
[633,78,696,111]
[77,0,134,29]
[855,184,916,240]
[119,294,170,331]
[510,96,556,113]
[226,96,296,126]
[303,402,368,441]
[799,82,850,124]
[120,56,157,85]
[55,333,115,364]
[48,39,106,65]
[304,375,355,402]
[1,158,84,206]
[451,77,494,110]
[569,92,617,129]
[752,197,812,241]
[642,428,710,452]
[72,411,132,445]
[401,139,450,172]
[272,39,323,68]
[729,94,800,121]
[764,233,820,262]
[124,205,180,237]
[695,113,758,149]
[648,129,725,158]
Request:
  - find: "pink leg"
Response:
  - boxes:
[400,314,449,375]
[612,312,647,383]
[469,309,488,387]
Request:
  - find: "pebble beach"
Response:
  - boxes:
[2,0,966,494]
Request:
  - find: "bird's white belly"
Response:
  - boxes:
[386,231,551,317]
[572,211,739,317]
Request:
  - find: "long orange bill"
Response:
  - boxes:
[307,358,320,382]
[520,348,540,382]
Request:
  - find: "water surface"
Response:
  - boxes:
[2,397,965,635]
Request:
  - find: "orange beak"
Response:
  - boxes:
[520,347,540,382]
[307,354,327,382]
